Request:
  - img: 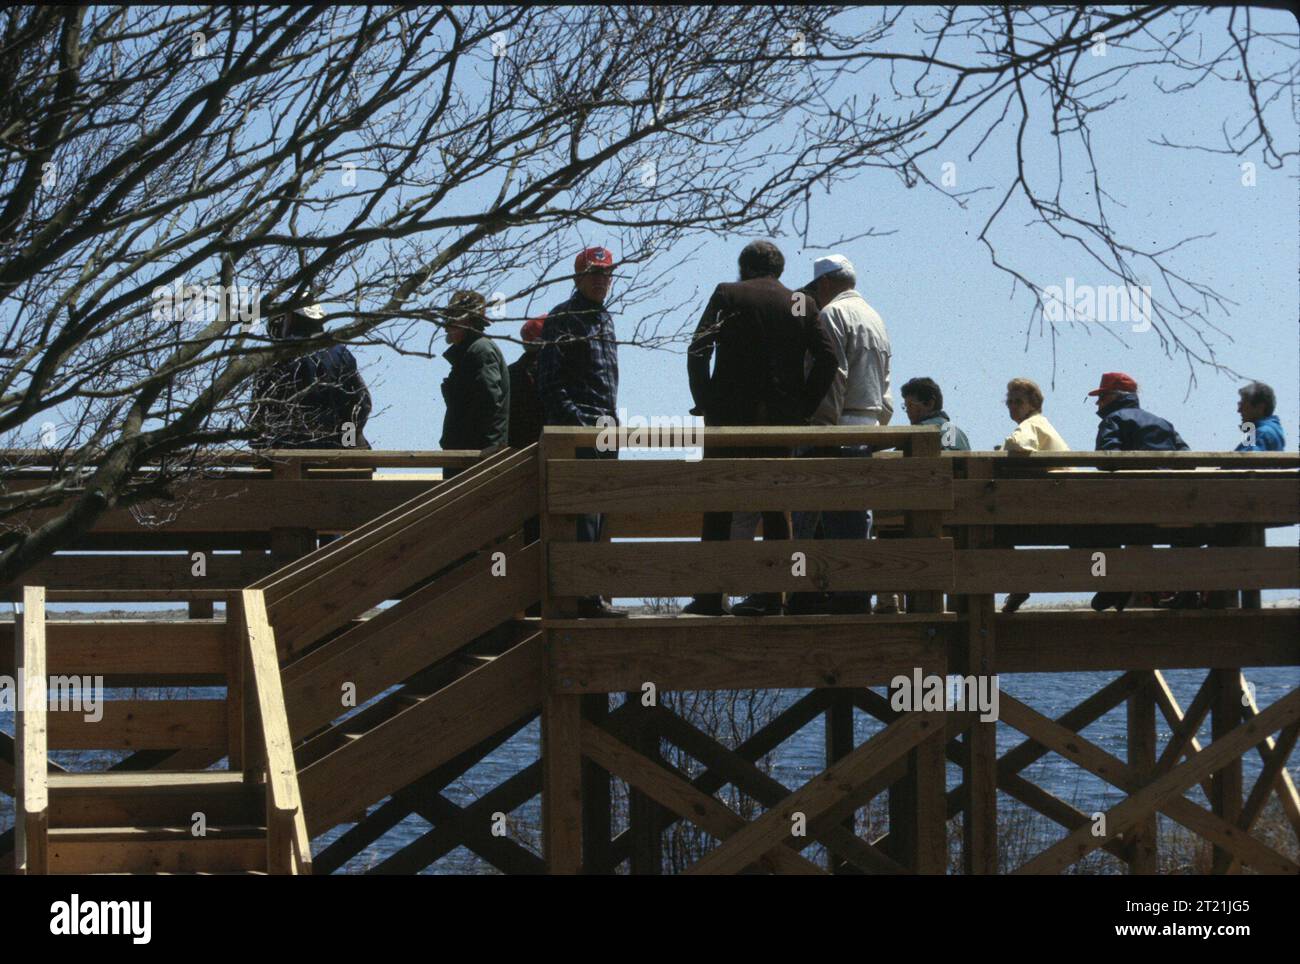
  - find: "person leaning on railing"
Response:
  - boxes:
[683,239,838,617]
[538,245,626,618]
[788,254,892,617]
[999,377,1069,614]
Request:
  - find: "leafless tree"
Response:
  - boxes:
[0,5,1292,583]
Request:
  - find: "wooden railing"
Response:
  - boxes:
[239,588,310,875]
[536,428,1300,875]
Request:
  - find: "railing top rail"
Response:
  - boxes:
[541,425,940,449]
[0,448,486,470]
[954,451,1299,468]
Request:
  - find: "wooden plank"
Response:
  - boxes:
[950,477,1300,526]
[253,445,525,601]
[1240,676,1300,842]
[996,610,1300,672]
[957,547,1299,593]
[1007,688,1300,875]
[298,634,544,835]
[551,538,954,598]
[12,480,437,534]
[579,721,824,875]
[16,586,48,874]
[967,451,1300,469]
[0,447,485,469]
[1126,672,1159,873]
[1210,667,1243,874]
[0,620,227,678]
[47,700,228,750]
[541,424,940,450]
[547,458,952,514]
[46,827,265,874]
[0,552,276,596]
[282,540,539,739]
[267,455,537,655]
[543,689,583,874]
[547,615,950,693]
[686,709,946,875]
[241,590,301,829]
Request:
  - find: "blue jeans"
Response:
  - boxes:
[792,444,873,606]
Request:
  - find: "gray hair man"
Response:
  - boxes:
[791,255,894,615]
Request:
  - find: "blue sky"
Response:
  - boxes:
[359,9,1297,463]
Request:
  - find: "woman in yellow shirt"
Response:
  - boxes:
[1002,378,1070,452]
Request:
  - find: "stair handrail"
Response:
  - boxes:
[241,588,311,874]
[13,585,49,874]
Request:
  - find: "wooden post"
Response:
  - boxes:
[581,692,612,873]
[894,429,948,874]
[1126,672,1159,873]
[542,690,583,874]
[270,458,315,568]
[15,586,49,875]
[225,593,246,772]
[626,692,663,874]
[960,457,998,875]
[825,690,856,873]
[1210,525,1258,873]
[187,547,215,619]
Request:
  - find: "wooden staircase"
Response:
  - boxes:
[13,445,545,874]
[14,585,311,875]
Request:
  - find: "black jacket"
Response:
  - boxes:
[507,351,543,449]
[688,276,836,425]
[440,331,510,451]
[1095,393,1189,451]
[537,291,619,427]
[251,343,371,449]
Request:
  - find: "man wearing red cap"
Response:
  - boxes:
[1088,371,1191,611]
[1089,372,1190,452]
[538,246,624,617]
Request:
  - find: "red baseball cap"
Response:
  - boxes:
[521,315,546,343]
[1087,372,1138,396]
[575,246,616,273]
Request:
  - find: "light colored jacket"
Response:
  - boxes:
[808,290,893,426]
[1003,412,1070,452]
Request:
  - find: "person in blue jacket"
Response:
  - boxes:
[1235,381,1286,451]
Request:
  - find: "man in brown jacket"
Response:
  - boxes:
[684,240,838,616]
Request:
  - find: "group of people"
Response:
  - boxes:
[249,239,1287,619]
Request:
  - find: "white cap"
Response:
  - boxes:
[812,254,855,281]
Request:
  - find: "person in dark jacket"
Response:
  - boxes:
[507,315,546,450]
[683,240,838,617]
[1087,371,1189,611]
[439,290,509,478]
[1091,372,1190,452]
[538,246,625,618]
[250,304,372,450]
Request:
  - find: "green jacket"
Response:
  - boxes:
[920,410,971,451]
[440,331,510,451]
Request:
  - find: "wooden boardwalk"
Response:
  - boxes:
[4,429,1298,873]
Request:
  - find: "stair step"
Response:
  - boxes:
[48,771,262,828]
[47,826,267,874]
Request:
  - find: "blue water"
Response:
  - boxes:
[6,667,1297,873]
